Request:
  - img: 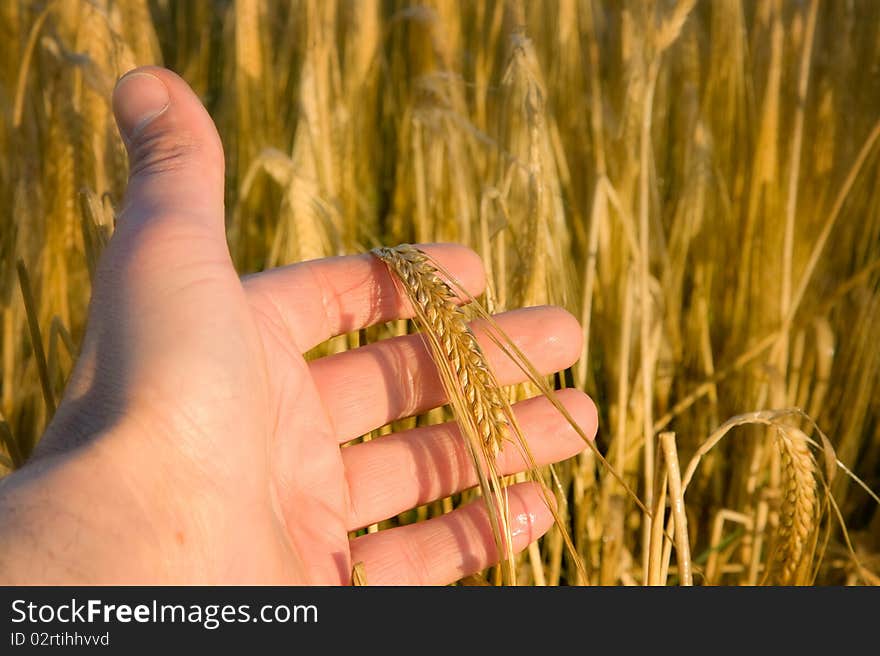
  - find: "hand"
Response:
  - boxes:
[0,67,597,584]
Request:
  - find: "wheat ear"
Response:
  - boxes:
[769,426,818,585]
[373,245,511,453]
[372,244,516,583]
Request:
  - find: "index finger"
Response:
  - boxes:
[242,243,486,352]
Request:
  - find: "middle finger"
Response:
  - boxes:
[308,305,582,443]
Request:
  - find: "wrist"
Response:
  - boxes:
[0,423,183,584]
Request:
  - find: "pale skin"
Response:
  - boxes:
[0,67,598,585]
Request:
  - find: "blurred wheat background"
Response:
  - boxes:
[1,0,879,585]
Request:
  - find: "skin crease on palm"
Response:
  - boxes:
[0,67,598,585]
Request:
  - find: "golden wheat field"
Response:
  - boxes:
[1,0,879,586]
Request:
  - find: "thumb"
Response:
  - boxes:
[112,66,225,234]
[37,68,240,456]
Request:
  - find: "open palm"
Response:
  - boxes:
[28,68,597,585]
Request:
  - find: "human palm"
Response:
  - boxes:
[9,68,596,585]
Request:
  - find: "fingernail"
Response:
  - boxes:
[112,71,170,142]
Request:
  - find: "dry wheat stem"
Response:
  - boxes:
[646,455,667,585]
[16,261,55,417]
[660,432,693,586]
[788,117,880,323]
